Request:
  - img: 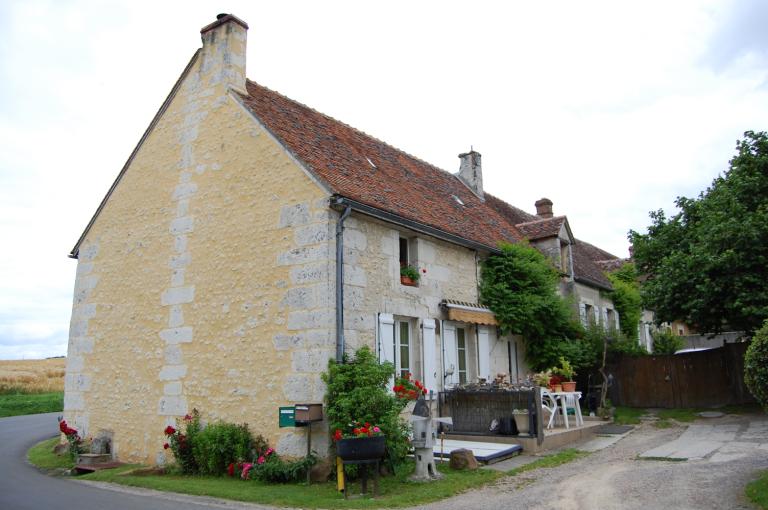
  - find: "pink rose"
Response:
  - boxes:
[373,426,381,433]
[257,455,266,465]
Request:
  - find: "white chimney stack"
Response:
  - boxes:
[199,13,249,94]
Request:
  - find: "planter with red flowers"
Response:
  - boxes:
[400,265,420,286]
[333,422,386,461]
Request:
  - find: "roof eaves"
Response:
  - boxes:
[574,275,613,292]
[331,195,499,254]
[69,49,202,259]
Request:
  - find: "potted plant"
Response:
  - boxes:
[532,370,552,388]
[512,408,530,434]
[556,357,577,392]
[333,422,386,461]
[400,265,420,286]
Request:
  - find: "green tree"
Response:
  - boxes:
[745,320,768,410]
[650,330,684,355]
[480,242,582,370]
[630,131,768,335]
[607,262,642,341]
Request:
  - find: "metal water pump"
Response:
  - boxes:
[409,397,453,481]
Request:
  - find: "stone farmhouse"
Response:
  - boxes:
[64,14,626,464]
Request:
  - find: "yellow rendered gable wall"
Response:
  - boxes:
[65,19,334,464]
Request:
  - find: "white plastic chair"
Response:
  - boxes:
[540,388,558,429]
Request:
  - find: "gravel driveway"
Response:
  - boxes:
[421,413,768,510]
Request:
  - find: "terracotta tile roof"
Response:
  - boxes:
[239,81,524,249]
[238,80,618,290]
[595,259,627,272]
[572,242,617,290]
[515,216,567,241]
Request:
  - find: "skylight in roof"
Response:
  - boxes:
[366,157,377,169]
[451,194,465,206]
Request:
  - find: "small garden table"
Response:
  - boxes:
[549,391,584,429]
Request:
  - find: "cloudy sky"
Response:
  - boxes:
[0,0,766,359]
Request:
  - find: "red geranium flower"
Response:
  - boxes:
[164,425,176,436]
[333,429,343,441]
[163,443,170,449]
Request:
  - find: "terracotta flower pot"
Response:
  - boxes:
[336,436,386,461]
[562,381,577,392]
[400,275,417,286]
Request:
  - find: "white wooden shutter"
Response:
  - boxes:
[578,303,587,326]
[594,306,600,326]
[602,308,609,330]
[378,313,395,364]
[477,325,491,382]
[442,322,458,388]
[422,319,437,398]
[614,310,621,330]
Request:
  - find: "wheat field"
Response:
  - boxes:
[0,358,66,394]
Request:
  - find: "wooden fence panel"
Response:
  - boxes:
[608,344,755,408]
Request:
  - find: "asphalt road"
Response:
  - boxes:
[0,412,270,510]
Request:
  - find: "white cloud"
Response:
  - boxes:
[0,0,766,358]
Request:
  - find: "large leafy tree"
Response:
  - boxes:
[630,131,768,335]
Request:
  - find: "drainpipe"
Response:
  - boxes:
[335,205,352,362]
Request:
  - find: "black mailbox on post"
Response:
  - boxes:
[294,403,323,424]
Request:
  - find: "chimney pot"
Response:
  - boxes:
[457,150,484,199]
[535,198,553,219]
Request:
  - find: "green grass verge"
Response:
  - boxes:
[746,469,768,509]
[27,437,73,470]
[0,392,63,418]
[653,419,674,429]
[507,449,588,476]
[613,407,645,425]
[28,437,500,509]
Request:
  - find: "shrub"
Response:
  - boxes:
[652,330,684,355]
[192,421,255,475]
[322,346,410,465]
[251,453,318,483]
[745,320,768,410]
[164,411,201,474]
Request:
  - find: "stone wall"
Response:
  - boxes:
[64,20,333,464]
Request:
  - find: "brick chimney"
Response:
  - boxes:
[535,198,553,219]
[199,13,249,94]
[458,150,484,199]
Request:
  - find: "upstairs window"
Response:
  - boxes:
[399,237,409,268]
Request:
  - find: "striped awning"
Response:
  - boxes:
[441,300,498,326]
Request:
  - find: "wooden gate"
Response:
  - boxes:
[608,343,755,408]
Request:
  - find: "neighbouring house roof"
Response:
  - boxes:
[595,259,627,272]
[514,216,568,241]
[571,242,617,290]
[238,80,525,251]
[485,195,617,290]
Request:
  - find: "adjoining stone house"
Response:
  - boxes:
[64,13,625,464]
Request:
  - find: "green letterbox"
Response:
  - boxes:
[279,406,296,427]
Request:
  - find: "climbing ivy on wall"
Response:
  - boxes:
[480,242,582,371]
[606,262,642,341]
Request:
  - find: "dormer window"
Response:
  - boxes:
[560,242,571,275]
